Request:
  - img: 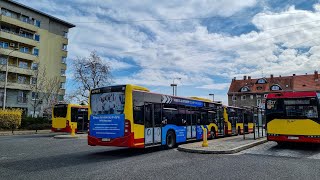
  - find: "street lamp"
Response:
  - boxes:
[3,48,18,110]
[170,78,181,96]
[209,93,214,102]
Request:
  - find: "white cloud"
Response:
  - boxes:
[15,0,320,102]
[196,83,230,90]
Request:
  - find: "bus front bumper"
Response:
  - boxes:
[267,134,320,143]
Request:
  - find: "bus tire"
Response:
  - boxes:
[166,130,176,149]
[210,128,216,139]
[238,127,241,135]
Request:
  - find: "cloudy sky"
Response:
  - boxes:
[16,0,320,104]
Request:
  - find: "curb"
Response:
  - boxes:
[54,134,87,139]
[177,138,267,154]
[0,130,53,136]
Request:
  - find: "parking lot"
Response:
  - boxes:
[0,134,319,180]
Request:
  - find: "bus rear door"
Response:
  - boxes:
[144,103,162,147]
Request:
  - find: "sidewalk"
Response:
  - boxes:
[0,129,61,136]
[178,133,267,154]
[54,133,87,139]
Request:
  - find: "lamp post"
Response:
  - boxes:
[170,78,181,96]
[3,49,17,110]
[209,93,214,102]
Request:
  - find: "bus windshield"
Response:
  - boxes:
[266,98,319,119]
[91,92,125,115]
[53,104,67,118]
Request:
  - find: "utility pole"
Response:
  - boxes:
[170,78,181,96]
[209,93,214,102]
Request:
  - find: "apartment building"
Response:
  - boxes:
[227,71,320,109]
[0,0,75,116]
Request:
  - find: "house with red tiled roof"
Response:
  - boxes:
[227,71,319,109]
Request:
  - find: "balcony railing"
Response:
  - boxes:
[1,12,35,26]
[17,96,28,104]
[0,28,35,40]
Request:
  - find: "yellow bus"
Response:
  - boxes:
[266,91,320,144]
[88,84,226,148]
[51,104,88,133]
[224,106,254,136]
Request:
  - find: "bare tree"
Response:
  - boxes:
[30,65,61,117]
[72,51,113,103]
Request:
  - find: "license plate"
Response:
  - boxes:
[102,138,111,142]
[57,128,61,130]
[288,136,299,140]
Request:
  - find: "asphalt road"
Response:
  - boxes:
[0,134,319,180]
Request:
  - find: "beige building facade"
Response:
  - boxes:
[0,0,75,116]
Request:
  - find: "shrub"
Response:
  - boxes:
[0,109,22,131]
[20,116,50,130]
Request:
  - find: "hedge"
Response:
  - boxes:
[0,109,22,130]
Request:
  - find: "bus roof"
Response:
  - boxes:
[267,91,317,99]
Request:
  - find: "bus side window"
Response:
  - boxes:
[133,105,144,125]
[154,104,162,126]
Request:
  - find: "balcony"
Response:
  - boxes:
[0,66,34,76]
[0,48,37,61]
[0,29,37,47]
[0,14,38,32]
[0,81,31,91]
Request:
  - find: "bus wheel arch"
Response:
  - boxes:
[165,130,176,149]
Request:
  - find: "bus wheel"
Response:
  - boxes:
[166,131,176,149]
[210,128,216,139]
[238,127,241,135]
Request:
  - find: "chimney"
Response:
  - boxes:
[232,77,236,82]
[248,76,251,80]
[243,76,247,80]
[270,74,273,79]
[279,75,281,77]
[315,70,319,80]
[293,74,296,76]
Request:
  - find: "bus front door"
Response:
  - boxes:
[144,103,162,146]
[77,108,88,132]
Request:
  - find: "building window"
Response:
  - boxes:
[31,77,37,85]
[34,20,41,27]
[256,86,262,90]
[18,75,27,84]
[31,92,39,100]
[0,73,5,81]
[18,61,28,69]
[241,95,246,100]
[63,31,68,38]
[61,69,66,76]
[232,96,237,101]
[31,63,38,70]
[250,95,254,99]
[58,95,64,102]
[62,44,67,51]
[0,56,7,65]
[33,48,39,56]
[34,34,40,41]
[257,99,262,106]
[60,82,65,89]
[270,85,282,91]
[257,78,267,84]
[0,42,9,49]
[240,86,250,92]
[18,91,27,103]
[61,57,67,64]
[20,47,29,53]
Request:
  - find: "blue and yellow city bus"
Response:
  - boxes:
[88,84,225,148]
